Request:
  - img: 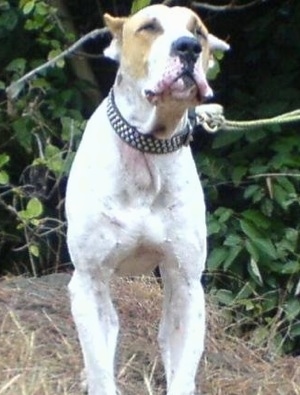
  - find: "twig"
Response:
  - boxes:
[248,173,300,179]
[0,374,21,394]
[6,27,108,100]
[117,353,137,379]
[192,0,266,12]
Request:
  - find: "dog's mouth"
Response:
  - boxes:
[171,69,199,97]
[144,56,213,104]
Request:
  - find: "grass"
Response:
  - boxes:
[0,273,299,395]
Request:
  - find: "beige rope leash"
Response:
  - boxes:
[195,105,300,133]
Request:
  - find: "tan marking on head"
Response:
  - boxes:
[104,5,213,79]
[121,7,167,79]
[180,9,211,72]
[104,14,127,40]
[104,6,169,78]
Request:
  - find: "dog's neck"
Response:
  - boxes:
[113,71,190,139]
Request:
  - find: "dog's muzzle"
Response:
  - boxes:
[145,36,212,103]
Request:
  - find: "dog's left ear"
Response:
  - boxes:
[103,14,127,61]
[208,34,230,52]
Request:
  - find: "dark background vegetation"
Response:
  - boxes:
[0,0,299,355]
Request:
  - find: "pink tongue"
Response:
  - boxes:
[170,77,185,91]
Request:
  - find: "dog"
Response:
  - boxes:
[66,4,229,395]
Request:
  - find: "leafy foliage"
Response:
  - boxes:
[0,0,85,274]
[197,1,300,355]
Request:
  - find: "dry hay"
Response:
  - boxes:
[0,273,299,395]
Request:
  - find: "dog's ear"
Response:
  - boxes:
[207,34,230,52]
[103,14,127,61]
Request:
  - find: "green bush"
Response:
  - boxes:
[198,1,300,355]
[0,0,85,274]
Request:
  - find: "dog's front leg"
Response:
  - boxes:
[69,270,119,395]
[158,245,206,395]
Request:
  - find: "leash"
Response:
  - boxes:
[194,105,300,133]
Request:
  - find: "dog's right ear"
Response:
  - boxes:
[103,14,127,61]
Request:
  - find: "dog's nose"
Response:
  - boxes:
[171,37,201,63]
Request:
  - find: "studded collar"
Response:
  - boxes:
[106,89,194,154]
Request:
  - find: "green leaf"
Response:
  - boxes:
[262,292,278,313]
[6,58,26,74]
[215,289,234,306]
[207,218,221,235]
[283,299,300,322]
[214,50,225,60]
[207,58,220,80]
[19,197,43,221]
[240,219,262,239]
[0,170,9,185]
[0,9,19,32]
[232,166,247,185]
[45,144,65,174]
[224,234,242,247]
[12,118,33,152]
[248,258,263,285]
[215,207,233,223]
[207,246,228,270]
[0,1,10,11]
[23,0,35,14]
[235,282,254,300]
[242,209,271,229]
[277,177,296,194]
[245,129,267,143]
[29,244,40,257]
[290,323,300,337]
[212,130,243,149]
[35,1,48,16]
[0,153,10,168]
[253,238,277,260]
[273,183,288,208]
[27,197,43,217]
[240,219,277,259]
[236,298,255,311]
[281,261,300,274]
[243,184,261,200]
[131,0,151,14]
[252,326,269,347]
[48,49,65,68]
[245,239,260,262]
[223,245,243,270]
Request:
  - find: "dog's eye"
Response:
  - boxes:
[138,20,160,33]
[195,28,204,38]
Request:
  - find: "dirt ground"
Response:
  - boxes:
[0,273,299,395]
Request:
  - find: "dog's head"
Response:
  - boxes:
[104,5,229,106]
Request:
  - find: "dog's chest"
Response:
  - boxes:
[116,144,164,206]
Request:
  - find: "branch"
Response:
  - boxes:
[6,27,109,100]
[248,173,300,179]
[192,0,266,12]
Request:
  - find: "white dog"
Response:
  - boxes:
[66,4,229,395]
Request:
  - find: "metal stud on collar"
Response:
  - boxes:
[107,89,193,154]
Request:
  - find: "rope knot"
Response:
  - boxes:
[195,104,225,133]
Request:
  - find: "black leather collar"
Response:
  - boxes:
[107,89,194,154]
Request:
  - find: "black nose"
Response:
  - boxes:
[171,37,201,63]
